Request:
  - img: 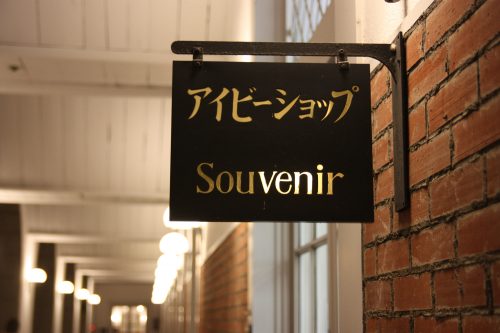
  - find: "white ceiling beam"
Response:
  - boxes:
[0,81,171,97]
[0,45,175,64]
[60,256,157,265]
[77,269,153,281]
[0,187,168,205]
[77,262,156,272]
[92,276,153,284]
[29,233,160,244]
[57,257,155,278]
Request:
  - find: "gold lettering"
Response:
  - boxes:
[316,164,324,195]
[196,163,344,196]
[196,163,215,194]
[294,172,313,195]
[327,172,344,195]
[258,171,277,194]
[216,171,234,194]
[236,171,255,194]
[275,172,292,194]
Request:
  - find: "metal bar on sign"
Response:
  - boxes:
[391,33,409,211]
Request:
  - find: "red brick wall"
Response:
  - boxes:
[364,0,500,331]
[200,224,248,333]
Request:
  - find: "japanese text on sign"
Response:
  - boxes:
[186,86,360,123]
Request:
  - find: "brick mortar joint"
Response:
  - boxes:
[408,140,500,192]
[368,45,499,148]
[371,89,392,112]
[421,0,490,59]
[363,252,500,284]
[365,194,500,249]
[365,307,497,319]
[408,34,499,112]
[372,123,393,145]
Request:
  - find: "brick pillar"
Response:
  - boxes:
[199,224,249,333]
[33,243,56,333]
[62,263,75,333]
[363,0,500,331]
[0,204,22,332]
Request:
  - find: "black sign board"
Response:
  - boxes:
[170,61,373,222]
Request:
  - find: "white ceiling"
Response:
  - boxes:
[0,0,254,284]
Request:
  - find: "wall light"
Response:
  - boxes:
[26,268,47,283]
[151,292,167,305]
[136,304,145,313]
[75,288,90,300]
[164,220,206,230]
[111,308,122,325]
[88,294,101,305]
[159,232,189,255]
[163,207,205,230]
[157,254,184,271]
[56,280,75,294]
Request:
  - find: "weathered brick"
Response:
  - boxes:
[366,318,379,333]
[459,265,486,307]
[409,102,426,145]
[394,188,430,230]
[409,131,450,186]
[414,317,459,333]
[428,64,478,133]
[453,93,500,161]
[394,273,432,310]
[364,205,391,244]
[376,167,394,203]
[408,45,448,106]
[463,315,500,333]
[373,132,391,171]
[409,188,430,225]
[378,238,409,273]
[373,97,392,138]
[492,261,500,306]
[407,23,424,69]
[412,223,454,266]
[380,317,411,333]
[364,0,500,328]
[364,247,377,277]
[425,0,474,50]
[457,202,500,256]
[365,280,392,311]
[369,318,411,333]
[486,144,500,198]
[480,45,500,97]
[435,268,461,308]
[453,97,500,162]
[200,223,248,333]
[449,0,500,71]
[371,67,390,106]
[430,159,483,218]
[435,265,487,309]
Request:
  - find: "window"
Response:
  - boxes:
[294,222,329,333]
[286,0,332,43]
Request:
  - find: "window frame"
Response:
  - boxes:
[292,223,332,333]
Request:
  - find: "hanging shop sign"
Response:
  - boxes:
[169,60,373,222]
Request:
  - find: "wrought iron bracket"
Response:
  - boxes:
[192,47,203,68]
[171,32,409,211]
[336,49,349,70]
